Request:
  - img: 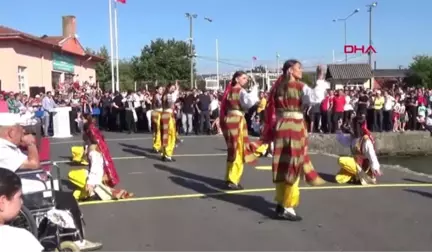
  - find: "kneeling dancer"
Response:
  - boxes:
[262,60,325,221]
[335,115,382,185]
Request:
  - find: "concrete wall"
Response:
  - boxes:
[308,131,432,156]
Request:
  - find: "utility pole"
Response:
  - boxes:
[367,2,377,69]
[186,13,197,89]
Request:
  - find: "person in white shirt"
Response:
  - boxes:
[383,91,395,131]
[0,113,102,251]
[0,168,44,252]
[425,107,432,136]
[343,91,354,127]
[335,115,382,185]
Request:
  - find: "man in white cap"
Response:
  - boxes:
[0,113,102,250]
[0,113,40,179]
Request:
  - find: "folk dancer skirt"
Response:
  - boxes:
[336,156,376,185]
[160,109,177,158]
[272,111,325,208]
[151,109,162,152]
[223,110,265,185]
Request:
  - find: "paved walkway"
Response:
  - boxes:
[51,133,432,251]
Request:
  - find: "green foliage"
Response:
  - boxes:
[407,55,432,88]
[133,38,195,87]
[302,72,315,87]
[85,46,112,90]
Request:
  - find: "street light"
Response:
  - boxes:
[204,17,219,89]
[367,2,378,69]
[333,8,360,63]
[185,13,197,89]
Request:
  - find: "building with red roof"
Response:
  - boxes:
[0,15,104,96]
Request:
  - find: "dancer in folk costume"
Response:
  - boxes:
[151,86,164,153]
[160,81,179,162]
[220,71,267,190]
[262,60,326,221]
[335,115,382,185]
[68,114,132,200]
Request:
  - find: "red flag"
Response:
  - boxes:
[116,0,126,3]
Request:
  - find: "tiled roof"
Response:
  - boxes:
[40,35,65,45]
[326,64,372,80]
[373,69,409,78]
[326,63,372,80]
[0,25,103,61]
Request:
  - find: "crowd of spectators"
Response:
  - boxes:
[1,80,432,140]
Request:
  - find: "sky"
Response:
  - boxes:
[1,0,431,74]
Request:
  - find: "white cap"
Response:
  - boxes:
[0,113,21,126]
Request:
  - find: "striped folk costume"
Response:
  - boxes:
[151,92,163,153]
[335,117,381,185]
[262,73,326,221]
[160,85,179,162]
[220,77,264,190]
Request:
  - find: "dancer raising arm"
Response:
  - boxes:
[262,59,326,221]
[160,81,179,162]
[220,71,266,190]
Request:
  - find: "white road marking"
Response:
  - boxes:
[50,134,223,145]
[53,153,227,164]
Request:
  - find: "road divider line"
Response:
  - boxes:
[51,134,223,145]
[53,153,228,164]
[79,183,432,206]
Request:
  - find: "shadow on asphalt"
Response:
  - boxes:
[404,189,432,199]
[120,143,162,161]
[152,163,276,219]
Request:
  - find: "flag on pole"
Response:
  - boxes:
[116,0,126,3]
[252,56,257,61]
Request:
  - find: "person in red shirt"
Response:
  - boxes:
[332,89,346,132]
[320,90,333,133]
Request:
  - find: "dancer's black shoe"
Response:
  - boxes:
[226,182,244,190]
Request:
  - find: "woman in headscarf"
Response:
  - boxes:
[335,115,382,185]
[160,82,179,162]
[220,71,266,190]
[261,59,326,221]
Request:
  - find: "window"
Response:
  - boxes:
[17,66,27,93]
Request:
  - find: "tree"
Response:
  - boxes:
[407,55,432,88]
[85,46,112,90]
[135,38,195,87]
[302,72,315,87]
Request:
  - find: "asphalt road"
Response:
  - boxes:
[50,132,432,251]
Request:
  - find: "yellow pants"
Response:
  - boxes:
[68,168,90,200]
[71,146,89,165]
[151,111,162,152]
[274,176,301,208]
[335,156,358,184]
[162,115,176,158]
[225,120,267,185]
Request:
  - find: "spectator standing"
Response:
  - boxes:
[383,91,395,131]
[320,90,333,133]
[332,90,345,132]
[196,90,211,134]
[181,90,195,135]
[41,91,57,137]
[373,90,385,132]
